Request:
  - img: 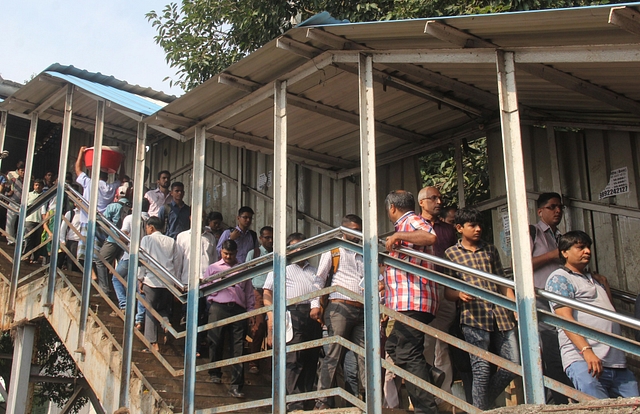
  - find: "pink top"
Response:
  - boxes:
[203,259,255,311]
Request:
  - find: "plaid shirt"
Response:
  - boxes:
[385,211,438,314]
[444,241,515,332]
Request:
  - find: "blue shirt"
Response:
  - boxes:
[103,198,130,243]
[158,201,191,239]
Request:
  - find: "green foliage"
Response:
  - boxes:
[148,0,618,90]
[419,137,490,207]
[0,320,86,413]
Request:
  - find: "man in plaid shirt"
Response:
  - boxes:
[384,190,440,414]
[444,207,519,410]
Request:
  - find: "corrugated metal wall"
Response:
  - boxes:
[488,125,640,295]
[146,137,423,239]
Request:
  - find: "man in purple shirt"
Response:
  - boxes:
[216,206,258,263]
[204,239,255,397]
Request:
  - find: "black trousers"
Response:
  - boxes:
[286,306,322,411]
[143,285,172,344]
[540,328,573,404]
[207,301,247,388]
[385,310,437,414]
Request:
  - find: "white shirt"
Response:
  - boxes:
[138,230,182,288]
[175,229,218,284]
[60,209,82,243]
[311,248,364,308]
[120,212,150,261]
[76,172,120,223]
[144,187,173,218]
[263,262,319,304]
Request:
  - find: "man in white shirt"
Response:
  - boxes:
[144,170,172,217]
[137,216,181,353]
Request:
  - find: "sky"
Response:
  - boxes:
[2,0,184,97]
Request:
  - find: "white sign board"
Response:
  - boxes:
[599,167,629,200]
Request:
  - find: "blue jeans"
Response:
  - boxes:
[565,361,639,399]
[461,325,520,410]
[112,259,128,309]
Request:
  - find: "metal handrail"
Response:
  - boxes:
[25,185,57,216]
[0,193,19,212]
[64,185,186,292]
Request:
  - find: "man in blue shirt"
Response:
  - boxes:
[216,206,258,264]
[158,182,190,239]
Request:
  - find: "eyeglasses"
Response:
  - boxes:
[544,204,565,211]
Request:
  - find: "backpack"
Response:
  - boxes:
[317,248,341,323]
[116,200,132,230]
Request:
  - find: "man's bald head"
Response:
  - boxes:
[418,186,443,221]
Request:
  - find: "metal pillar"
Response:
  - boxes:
[119,122,146,408]
[272,79,288,414]
[455,140,466,207]
[8,112,38,317]
[358,53,383,414]
[183,126,206,414]
[77,100,106,354]
[6,324,36,414]
[0,111,7,171]
[496,50,545,404]
[47,85,74,306]
[237,148,243,209]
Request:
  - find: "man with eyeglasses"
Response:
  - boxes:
[531,192,574,403]
[216,206,259,264]
[418,186,457,412]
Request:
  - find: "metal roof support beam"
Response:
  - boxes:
[307,28,499,109]
[333,49,497,64]
[272,79,288,414]
[119,121,147,410]
[183,125,206,414]
[333,62,488,118]
[148,124,185,141]
[496,50,545,405]
[518,63,640,116]
[182,52,334,137]
[609,6,640,37]
[46,85,74,308]
[208,125,355,168]
[32,86,68,115]
[7,112,38,319]
[358,53,383,414]
[0,111,7,171]
[5,324,36,414]
[219,72,429,143]
[424,20,496,48]
[77,100,106,356]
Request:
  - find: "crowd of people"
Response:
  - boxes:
[1,147,638,412]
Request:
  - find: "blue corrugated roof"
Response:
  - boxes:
[45,71,164,116]
[297,11,349,27]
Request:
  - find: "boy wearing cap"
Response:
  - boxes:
[94,182,132,298]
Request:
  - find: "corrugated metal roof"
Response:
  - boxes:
[0,64,173,143]
[146,4,640,171]
[46,72,164,116]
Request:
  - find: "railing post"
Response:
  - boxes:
[273,79,288,414]
[183,126,206,413]
[496,50,545,404]
[5,324,36,414]
[77,99,106,355]
[47,84,74,307]
[7,112,38,319]
[119,121,146,408]
[358,52,383,414]
[0,110,7,171]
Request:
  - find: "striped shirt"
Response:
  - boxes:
[385,211,438,314]
[263,261,319,304]
[444,241,515,332]
[310,248,364,308]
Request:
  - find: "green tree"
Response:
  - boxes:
[420,137,490,208]
[147,0,617,91]
[0,320,86,413]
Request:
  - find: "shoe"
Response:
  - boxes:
[313,401,331,410]
[135,322,143,331]
[249,364,259,374]
[228,386,245,398]
[210,375,222,384]
[430,366,446,388]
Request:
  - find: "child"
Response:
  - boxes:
[444,207,519,410]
